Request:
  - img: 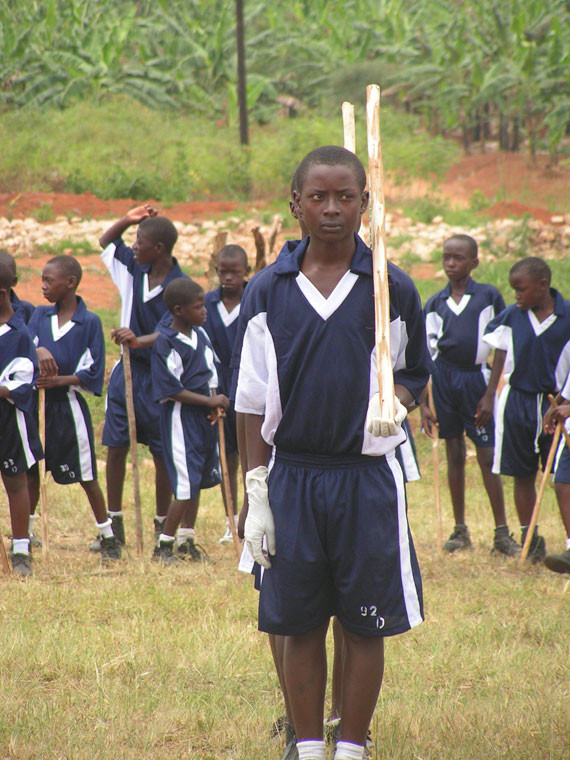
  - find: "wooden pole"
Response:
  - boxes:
[342,101,356,153]
[123,347,143,554]
[547,394,570,451]
[366,84,395,421]
[0,529,10,575]
[235,0,249,146]
[427,380,443,553]
[519,421,563,567]
[216,414,241,560]
[38,387,49,559]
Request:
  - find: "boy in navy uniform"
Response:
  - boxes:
[151,278,228,564]
[236,146,430,760]
[27,255,121,562]
[204,244,250,542]
[543,379,570,574]
[0,250,35,323]
[484,257,570,562]
[99,204,186,547]
[0,259,42,576]
[421,234,518,555]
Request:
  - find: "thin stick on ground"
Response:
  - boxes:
[428,380,443,553]
[38,387,49,560]
[342,101,355,153]
[366,84,395,422]
[123,346,143,555]
[216,413,241,560]
[519,420,563,567]
[0,523,10,575]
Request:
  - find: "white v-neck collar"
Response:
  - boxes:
[217,300,240,327]
[176,329,198,349]
[50,313,75,341]
[295,270,358,321]
[143,273,163,302]
[446,294,471,316]
[528,309,557,336]
[0,323,10,337]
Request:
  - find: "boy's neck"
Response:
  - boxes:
[56,292,78,322]
[0,301,14,325]
[305,235,356,269]
[149,255,174,285]
[532,289,555,321]
[171,317,193,337]
[448,275,470,300]
[221,283,245,308]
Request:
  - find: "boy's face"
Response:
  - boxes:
[41,263,74,303]
[216,255,249,295]
[509,272,548,311]
[175,293,207,328]
[133,228,161,265]
[296,164,368,244]
[442,239,477,282]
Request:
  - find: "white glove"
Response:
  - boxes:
[244,465,275,570]
[366,393,408,437]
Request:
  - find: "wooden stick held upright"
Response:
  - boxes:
[216,411,241,559]
[547,394,570,451]
[366,84,395,421]
[123,346,143,554]
[38,387,50,559]
[428,380,443,553]
[519,420,563,567]
[342,101,356,152]
[0,527,10,575]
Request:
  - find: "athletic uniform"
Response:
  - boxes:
[235,234,431,638]
[28,297,104,484]
[151,324,220,499]
[101,238,186,456]
[424,278,505,446]
[553,372,570,485]
[483,288,570,476]
[11,290,35,323]
[0,309,42,476]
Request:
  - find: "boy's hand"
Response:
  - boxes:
[244,465,275,569]
[420,402,437,438]
[111,328,139,348]
[366,393,407,437]
[36,347,58,377]
[37,375,63,389]
[207,394,230,423]
[475,390,494,429]
[126,204,158,224]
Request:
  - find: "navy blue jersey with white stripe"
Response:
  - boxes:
[101,238,187,365]
[11,290,35,323]
[151,325,218,404]
[483,289,570,393]
[28,297,105,400]
[204,286,243,394]
[424,278,505,368]
[0,308,39,413]
[235,234,431,457]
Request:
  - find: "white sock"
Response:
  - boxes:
[159,533,175,544]
[297,740,326,760]
[108,510,123,518]
[565,537,570,550]
[96,518,114,539]
[154,514,166,525]
[176,527,195,546]
[334,740,365,759]
[13,538,30,556]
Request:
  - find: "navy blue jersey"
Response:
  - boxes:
[0,308,39,413]
[203,286,243,394]
[424,278,505,369]
[10,290,35,323]
[101,238,187,365]
[151,325,218,404]
[483,289,570,393]
[28,297,105,399]
[235,234,431,457]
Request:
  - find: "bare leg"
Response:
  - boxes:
[339,628,384,746]
[106,446,127,511]
[445,437,466,525]
[284,621,329,741]
[329,617,345,721]
[227,451,239,516]
[153,455,172,518]
[2,472,30,539]
[269,634,293,724]
[476,446,507,526]
[164,497,197,536]
[513,474,537,526]
[554,482,570,538]
[179,496,200,530]
[27,465,39,516]
[81,479,108,524]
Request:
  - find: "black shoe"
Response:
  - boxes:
[177,537,214,563]
[280,739,299,760]
[111,515,125,546]
[100,535,122,563]
[29,532,42,549]
[522,527,546,564]
[11,553,32,577]
[492,526,521,557]
[544,548,570,574]
[443,524,472,553]
[154,540,183,566]
[153,517,165,543]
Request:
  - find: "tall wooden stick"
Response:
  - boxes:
[342,101,356,152]
[547,394,570,451]
[0,517,10,575]
[427,380,443,553]
[366,84,395,421]
[519,421,562,566]
[38,387,49,559]
[216,413,241,560]
[123,347,143,554]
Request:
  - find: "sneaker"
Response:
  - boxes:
[29,532,42,549]
[153,517,165,543]
[177,537,214,563]
[100,535,122,563]
[544,548,570,574]
[280,739,299,760]
[218,525,233,543]
[11,553,32,577]
[154,541,183,566]
[492,526,521,557]
[111,514,125,546]
[521,528,546,564]
[443,524,472,553]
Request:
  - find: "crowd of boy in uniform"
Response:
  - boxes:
[1,145,569,760]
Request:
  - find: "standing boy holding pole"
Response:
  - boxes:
[236,146,430,760]
[543,380,570,573]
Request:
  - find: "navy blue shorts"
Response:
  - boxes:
[0,399,43,477]
[160,401,221,499]
[41,390,98,484]
[493,387,553,477]
[102,358,163,457]
[554,432,570,484]
[432,358,494,447]
[259,450,424,638]
[222,403,238,456]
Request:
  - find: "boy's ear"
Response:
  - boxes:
[292,190,301,205]
[68,275,78,290]
[472,257,479,270]
[156,241,166,255]
[172,303,183,315]
[360,190,370,214]
[12,275,18,287]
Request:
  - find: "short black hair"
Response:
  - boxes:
[217,244,248,267]
[295,146,367,193]
[510,257,551,285]
[0,250,16,278]
[0,260,13,290]
[444,234,478,258]
[163,277,203,313]
[139,216,178,255]
[47,255,82,286]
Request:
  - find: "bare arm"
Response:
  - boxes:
[99,204,157,249]
[241,412,271,470]
[475,349,506,428]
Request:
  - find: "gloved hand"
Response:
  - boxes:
[244,465,275,569]
[366,393,408,437]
